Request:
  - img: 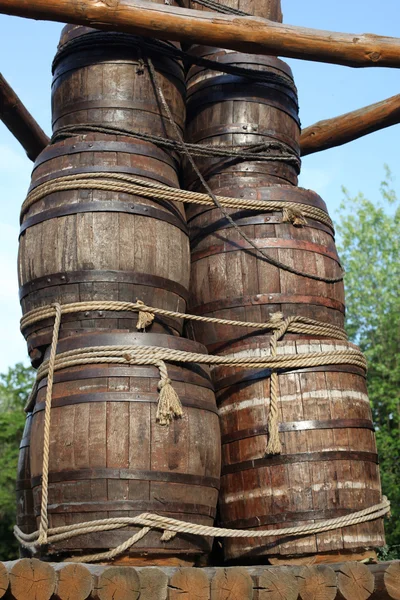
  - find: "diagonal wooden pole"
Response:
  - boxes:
[0,73,49,161]
[300,93,400,156]
[0,0,400,68]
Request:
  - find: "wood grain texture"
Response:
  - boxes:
[0,563,8,599]
[301,94,400,156]
[215,337,385,561]
[186,185,344,351]
[30,332,220,562]
[53,564,94,600]
[16,413,36,554]
[0,0,400,68]
[253,566,298,600]
[9,559,56,600]
[185,50,300,190]
[19,134,190,362]
[169,568,210,600]
[190,0,282,21]
[370,561,400,600]
[94,567,140,600]
[211,568,253,599]
[0,73,49,161]
[334,562,374,600]
[52,25,185,138]
[137,567,168,600]
[297,565,337,600]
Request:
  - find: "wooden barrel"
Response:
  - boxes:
[30,332,221,563]
[16,413,36,556]
[18,134,190,365]
[186,185,345,352]
[185,49,300,190]
[51,25,186,139]
[214,337,385,561]
[189,0,283,20]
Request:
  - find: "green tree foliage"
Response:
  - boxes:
[0,363,35,559]
[337,167,400,557]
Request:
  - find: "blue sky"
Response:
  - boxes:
[0,0,399,372]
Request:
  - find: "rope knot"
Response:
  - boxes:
[136,300,155,331]
[282,206,307,227]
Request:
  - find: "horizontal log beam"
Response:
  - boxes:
[0,0,400,69]
[301,93,400,156]
[0,73,49,161]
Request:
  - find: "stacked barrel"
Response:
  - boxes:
[185,0,385,561]
[17,21,221,563]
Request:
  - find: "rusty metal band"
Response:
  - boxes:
[29,165,179,194]
[190,293,345,317]
[16,478,31,492]
[19,270,190,303]
[35,364,212,392]
[33,140,177,171]
[190,238,341,265]
[221,419,375,445]
[188,124,300,154]
[185,163,299,191]
[31,469,221,490]
[219,507,373,530]
[187,49,295,78]
[19,201,188,237]
[214,364,366,391]
[19,436,31,450]
[190,216,333,247]
[52,99,184,128]
[33,392,218,415]
[221,451,379,476]
[41,500,217,518]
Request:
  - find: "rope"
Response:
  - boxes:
[20,301,348,341]
[14,498,391,563]
[21,171,330,228]
[51,124,300,168]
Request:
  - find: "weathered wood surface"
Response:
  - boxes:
[190,0,283,21]
[18,134,190,364]
[1,0,400,69]
[52,25,186,138]
[15,413,36,556]
[0,73,49,161]
[214,338,385,560]
[301,94,400,156]
[185,50,300,189]
[1,562,400,599]
[186,186,344,351]
[29,331,220,561]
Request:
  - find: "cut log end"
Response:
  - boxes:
[169,567,210,600]
[54,563,93,600]
[9,558,56,600]
[255,567,299,600]
[297,565,337,600]
[138,567,169,600]
[0,562,9,599]
[96,566,140,600]
[336,562,375,600]
[211,568,253,599]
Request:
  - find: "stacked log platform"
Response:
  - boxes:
[184,0,386,562]
[0,559,399,600]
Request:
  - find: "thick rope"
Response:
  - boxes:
[147,56,343,284]
[21,171,331,229]
[14,498,391,563]
[20,300,348,341]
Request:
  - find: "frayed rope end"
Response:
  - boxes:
[157,379,183,426]
[283,207,307,227]
[136,300,155,331]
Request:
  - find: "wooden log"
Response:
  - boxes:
[301,94,400,156]
[94,567,140,600]
[334,562,375,600]
[0,73,49,161]
[137,568,168,600]
[253,567,298,600]
[297,565,337,600]
[0,563,9,599]
[169,568,210,600]
[53,563,94,600]
[0,0,400,69]
[370,562,400,600]
[211,568,253,600]
[8,558,56,600]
